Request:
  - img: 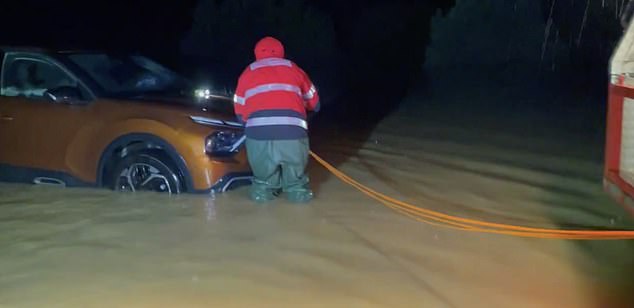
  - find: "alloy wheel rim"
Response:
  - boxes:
[116,163,172,194]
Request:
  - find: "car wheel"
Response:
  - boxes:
[110,151,183,194]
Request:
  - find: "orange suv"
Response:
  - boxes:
[0,47,252,194]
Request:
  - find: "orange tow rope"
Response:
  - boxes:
[309,151,634,240]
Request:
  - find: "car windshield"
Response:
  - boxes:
[65,53,192,98]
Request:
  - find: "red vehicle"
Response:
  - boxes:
[604,20,634,216]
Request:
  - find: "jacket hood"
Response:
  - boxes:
[254,36,285,60]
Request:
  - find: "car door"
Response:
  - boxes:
[0,52,95,183]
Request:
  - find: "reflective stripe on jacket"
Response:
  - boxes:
[234,57,320,140]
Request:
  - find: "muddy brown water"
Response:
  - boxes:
[1,95,634,308]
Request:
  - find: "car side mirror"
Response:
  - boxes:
[45,86,84,104]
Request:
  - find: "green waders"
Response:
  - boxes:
[245,137,313,203]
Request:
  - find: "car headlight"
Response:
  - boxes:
[195,88,211,99]
[205,131,245,156]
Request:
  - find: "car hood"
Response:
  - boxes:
[98,95,243,129]
[132,95,233,113]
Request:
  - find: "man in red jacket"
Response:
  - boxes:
[234,36,320,203]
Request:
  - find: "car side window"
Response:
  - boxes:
[1,58,82,100]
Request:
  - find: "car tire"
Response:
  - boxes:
[109,150,183,194]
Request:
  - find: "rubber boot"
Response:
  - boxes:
[249,185,276,203]
[245,137,312,204]
[277,138,313,204]
[287,188,314,203]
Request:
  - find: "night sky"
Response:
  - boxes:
[0,1,197,60]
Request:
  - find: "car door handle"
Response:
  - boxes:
[0,114,13,121]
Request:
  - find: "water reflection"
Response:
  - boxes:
[205,196,217,223]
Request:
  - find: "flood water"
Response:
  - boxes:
[2,82,634,308]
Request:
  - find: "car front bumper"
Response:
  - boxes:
[193,171,253,194]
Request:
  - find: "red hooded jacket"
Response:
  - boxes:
[233,37,320,140]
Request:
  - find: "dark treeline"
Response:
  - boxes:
[180,0,455,122]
